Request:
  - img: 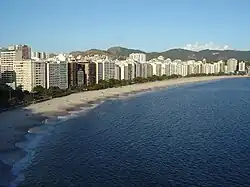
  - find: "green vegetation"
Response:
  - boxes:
[0,73,243,112]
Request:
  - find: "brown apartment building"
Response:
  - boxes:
[68,61,85,88]
[68,61,96,87]
[81,61,96,86]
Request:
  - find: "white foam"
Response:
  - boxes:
[10,133,44,187]
[8,100,106,187]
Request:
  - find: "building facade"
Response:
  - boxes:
[82,62,96,86]
[46,61,68,89]
[129,53,146,63]
[13,60,46,92]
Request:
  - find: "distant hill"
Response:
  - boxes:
[107,46,145,56]
[70,49,112,57]
[70,47,250,61]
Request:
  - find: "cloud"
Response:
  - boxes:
[183,42,230,51]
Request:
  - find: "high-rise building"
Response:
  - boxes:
[31,52,41,59]
[188,64,195,75]
[14,60,46,91]
[46,61,68,89]
[21,45,31,59]
[82,62,96,86]
[227,58,238,73]
[114,64,121,80]
[164,63,171,76]
[134,62,142,78]
[96,60,116,83]
[141,63,153,78]
[68,62,78,87]
[96,61,103,84]
[103,60,115,80]
[151,62,162,76]
[0,49,23,89]
[129,53,146,63]
[238,61,246,72]
[181,64,188,76]
[40,52,47,59]
[8,45,31,59]
[68,62,85,88]
[77,69,85,87]
[224,65,228,74]
[146,63,153,78]
[119,64,126,80]
[32,51,48,60]
[170,63,177,75]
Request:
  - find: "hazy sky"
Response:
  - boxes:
[1,0,249,52]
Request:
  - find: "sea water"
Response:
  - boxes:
[2,78,250,187]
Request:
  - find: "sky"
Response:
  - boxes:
[0,0,250,52]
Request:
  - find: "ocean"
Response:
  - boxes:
[1,78,250,187]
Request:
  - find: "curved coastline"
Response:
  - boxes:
[24,76,245,115]
[0,75,245,186]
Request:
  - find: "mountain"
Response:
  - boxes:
[107,46,145,56]
[70,47,250,61]
[70,49,112,57]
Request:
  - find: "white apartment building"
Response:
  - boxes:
[0,50,22,89]
[214,63,220,74]
[238,61,246,72]
[32,51,48,60]
[176,63,186,76]
[118,62,136,80]
[164,63,171,76]
[96,60,104,83]
[218,61,225,73]
[181,64,188,76]
[114,64,121,80]
[161,62,166,76]
[40,52,47,59]
[158,56,164,61]
[13,60,46,92]
[96,60,116,83]
[150,62,162,76]
[118,63,126,80]
[170,63,178,75]
[188,64,195,75]
[134,62,142,78]
[32,52,40,59]
[46,61,68,89]
[224,65,228,74]
[129,53,146,63]
[103,60,115,80]
[140,63,153,78]
[209,64,215,74]
[141,63,148,78]
[227,58,238,73]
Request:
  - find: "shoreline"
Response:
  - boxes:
[24,75,245,115]
[0,75,245,186]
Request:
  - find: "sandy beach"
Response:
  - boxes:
[22,76,241,115]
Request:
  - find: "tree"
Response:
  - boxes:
[14,85,25,101]
[0,84,11,108]
[47,86,64,98]
[23,90,33,103]
[108,79,121,87]
[33,85,46,96]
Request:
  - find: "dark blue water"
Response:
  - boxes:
[21,78,250,186]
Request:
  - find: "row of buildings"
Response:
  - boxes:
[0,45,247,92]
